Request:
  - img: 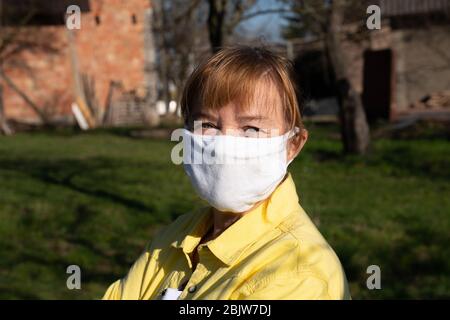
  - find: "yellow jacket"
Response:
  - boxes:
[103,173,351,300]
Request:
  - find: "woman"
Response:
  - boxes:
[103,46,351,300]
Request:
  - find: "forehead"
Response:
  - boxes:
[251,78,283,107]
[193,77,284,118]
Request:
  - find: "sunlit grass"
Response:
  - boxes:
[0,125,448,299]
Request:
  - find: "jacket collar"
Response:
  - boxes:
[171,173,301,266]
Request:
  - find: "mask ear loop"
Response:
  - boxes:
[286,126,301,166]
[285,126,300,140]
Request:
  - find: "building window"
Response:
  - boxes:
[131,14,137,24]
[95,15,101,25]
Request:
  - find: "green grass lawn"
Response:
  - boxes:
[0,124,449,299]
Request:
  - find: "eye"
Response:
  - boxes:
[200,122,220,135]
[202,122,217,129]
[243,126,260,137]
[243,126,260,132]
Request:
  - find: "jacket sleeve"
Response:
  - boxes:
[101,210,202,300]
[102,279,123,300]
[101,247,154,300]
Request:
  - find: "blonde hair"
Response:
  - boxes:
[180,45,303,131]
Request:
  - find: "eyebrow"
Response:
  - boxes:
[191,111,218,121]
[236,115,269,122]
[191,112,269,122]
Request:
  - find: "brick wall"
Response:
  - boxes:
[391,26,450,114]
[2,26,73,122]
[1,0,151,124]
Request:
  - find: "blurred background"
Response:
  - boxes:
[0,0,449,299]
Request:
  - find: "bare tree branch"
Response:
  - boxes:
[239,8,292,22]
[0,68,48,122]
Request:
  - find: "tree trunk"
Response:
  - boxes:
[0,85,13,135]
[326,0,370,155]
[207,0,227,53]
[159,0,171,113]
[144,5,159,119]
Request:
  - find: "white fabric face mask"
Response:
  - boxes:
[182,128,297,213]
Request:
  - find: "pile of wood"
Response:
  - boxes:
[104,90,148,127]
[67,26,159,130]
[71,79,158,129]
[410,90,450,110]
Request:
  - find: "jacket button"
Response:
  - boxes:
[188,285,197,293]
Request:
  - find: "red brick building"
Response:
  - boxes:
[1,0,156,126]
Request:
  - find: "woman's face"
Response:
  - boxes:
[190,80,308,163]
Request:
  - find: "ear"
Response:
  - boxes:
[287,128,308,163]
